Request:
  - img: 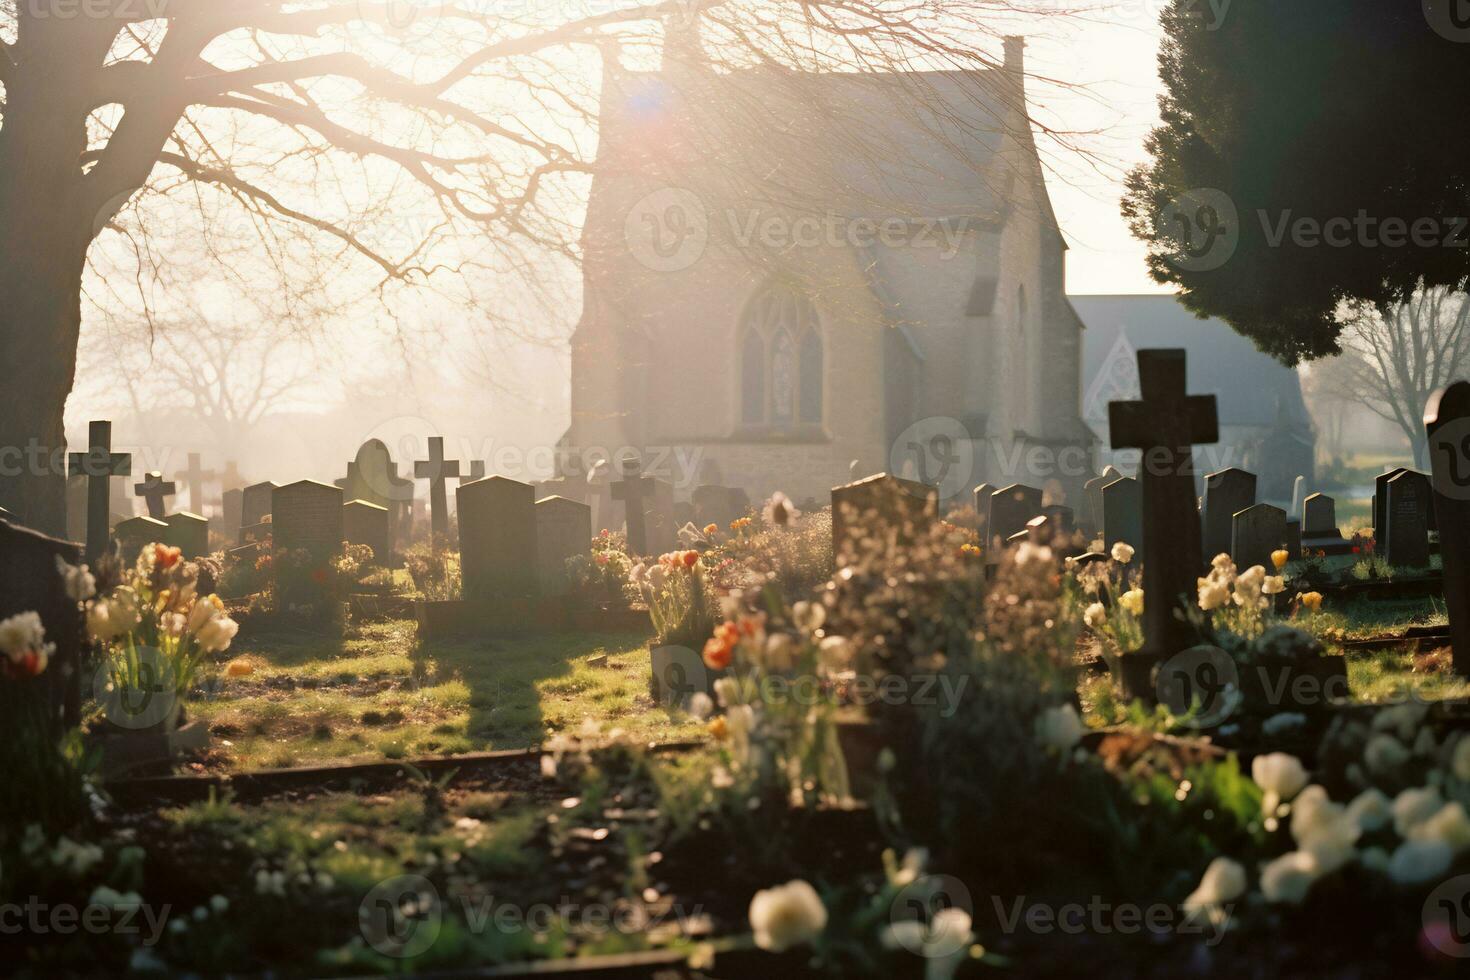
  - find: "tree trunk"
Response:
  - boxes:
[0,41,98,537]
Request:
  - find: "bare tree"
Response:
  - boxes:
[0,0,1071,531]
[1329,286,1470,469]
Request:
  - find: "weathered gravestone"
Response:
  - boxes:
[1100,476,1143,560]
[1080,466,1121,536]
[1374,467,1408,540]
[67,420,131,562]
[1302,493,1354,554]
[693,484,750,531]
[113,515,168,564]
[1231,504,1287,571]
[831,473,938,562]
[241,482,278,533]
[1285,520,1302,562]
[271,481,344,609]
[1109,348,1218,700]
[971,482,996,545]
[535,496,592,596]
[1201,468,1257,562]
[458,476,537,601]
[988,484,1043,550]
[163,512,209,559]
[612,457,655,556]
[414,436,463,540]
[1425,380,1470,675]
[339,440,414,555]
[1385,470,1433,568]
[343,500,391,565]
[0,521,85,727]
[221,488,243,543]
[133,471,176,520]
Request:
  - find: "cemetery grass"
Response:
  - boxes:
[187,621,703,772]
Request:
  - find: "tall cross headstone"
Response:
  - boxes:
[133,471,176,520]
[1108,349,1219,700]
[612,456,654,556]
[67,420,131,562]
[180,453,213,515]
[1426,381,1470,675]
[413,436,461,540]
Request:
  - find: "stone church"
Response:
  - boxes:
[562,30,1095,506]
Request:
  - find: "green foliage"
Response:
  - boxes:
[405,541,463,601]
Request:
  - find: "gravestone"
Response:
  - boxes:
[0,521,84,728]
[1100,476,1143,560]
[343,500,391,565]
[1040,504,1075,535]
[971,482,996,545]
[133,471,176,520]
[113,515,168,564]
[830,473,938,562]
[1374,467,1409,539]
[693,484,750,531]
[1285,520,1302,562]
[67,420,131,562]
[1425,380,1470,675]
[612,457,655,556]
[1385,470,1433,568]
[532,477,580,503]
[535,496,592,596]
[241,482,278,532]
[1231,504,1287,571]
[1109,349,1218,700]
[586,458,614,534]
[1201,468,1257,562]
[458,476,537,601]
[1080,467,1120,536]
[271,481,344,609]
[1290,475,1307,520]
[163,512,209,559]
[240,521,271,546]
[987,484,1043,550]
[414,436,462,540]
[180,453,213,515]
[221,488,244,543]
[1301,493,1354,555]
[339,440,414,554]
[65,474,88,544]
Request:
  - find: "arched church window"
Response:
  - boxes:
[738,280,823,431]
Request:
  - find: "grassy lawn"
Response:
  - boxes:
[187,620,704,771]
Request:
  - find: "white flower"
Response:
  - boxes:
[1014,542,1053,566]
[540,754,558,779]
[55,555,96,601]
[89,886,143,911]
[1262,575,1286,596]
[0,611,45,657]
[885,847,929,888]
[792,601,825,633]
[748,879,827,952]
[1110,542,1134,564]
[255,869,287,896]
[1035,704,1086,753]
[1183,857,1246,912]
[1197,580,1230,612]
[1252,753,1309,814]
[51,837,104,876]
[1364,734,1411,779]
[761,492,800,528]
[1259,851,1318,904]
[1261,713,1307,737]
[1392,786,1443,837]
[1408,802,1470,854]
[1387,839,1453,885]
[713,676,741,708]
[688,692,714,721]
[1083,603,1107,630]
[1289,786,1360,874]
[1346,788,1392,833]
[761,633,796,672]
[195,615,240,654]
[818,636,854,672]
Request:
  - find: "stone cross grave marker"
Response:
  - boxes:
[458,476,537,602]
[1231,503,1287,571]
[133,471,176,520]
[343,499,390,565]
[271,481,344,610]
[1100,475,1142,559]
[414,436,462,540]
[180,453,213,515]
[612,456,655,556]
[1201,468,1256,561]
[0,520,85,728]
[1385,470,1433,568]
[113,515,167,564]
[831,473,937,563]
[988,484,1042,551]
[1108,348,1218,700]
[163,512,209,558]
[1425,380,1470,675]
[535,495,592,596]
[67,420,131,562]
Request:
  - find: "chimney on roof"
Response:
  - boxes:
[1004,36,1025,74]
